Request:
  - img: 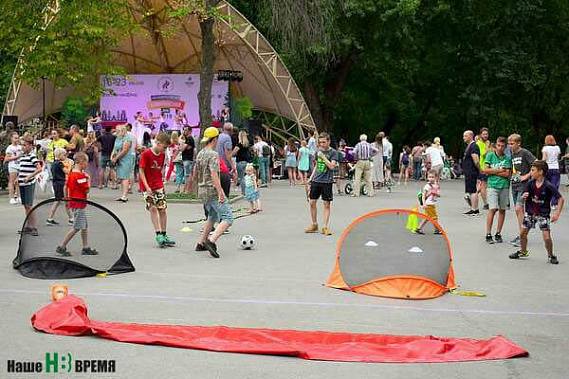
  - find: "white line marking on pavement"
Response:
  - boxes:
[2,288,569,318]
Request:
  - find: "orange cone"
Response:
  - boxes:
[51,285,69,301]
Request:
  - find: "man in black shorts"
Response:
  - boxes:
[305,132,338,236]
[462,130,480,215]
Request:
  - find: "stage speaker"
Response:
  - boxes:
[246,119,261,137]
[2,115,18,127]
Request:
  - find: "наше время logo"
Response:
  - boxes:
[7,353,116,374]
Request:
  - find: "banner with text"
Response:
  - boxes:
[100,74,228,132]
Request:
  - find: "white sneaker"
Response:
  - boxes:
[16,197,21,204]
[9,198,17,205]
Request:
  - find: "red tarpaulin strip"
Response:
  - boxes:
[31,296,528,363]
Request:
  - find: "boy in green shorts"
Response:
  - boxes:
[484,137,512,243]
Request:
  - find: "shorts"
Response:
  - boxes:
[309,182,333,202]
[72,208,88,230]
[183,160,194,178]
[523,214,551,231]
[487,187,509,210]
[53,181,65,200]
[384,157,392,168]
[204,199,234,226]
[465,174,477,194]
[100,155,114,169]
[512,187,524,206]
[424,204,438,221]
[143,188,167,211]
[478,173,488,182]
[8,166,19,174]
[19,185,35,206]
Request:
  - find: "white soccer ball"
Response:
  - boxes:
[240,235,256,249]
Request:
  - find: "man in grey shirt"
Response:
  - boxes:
[216,122,238,187]
[508,133,536,246]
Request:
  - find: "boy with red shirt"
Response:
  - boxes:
[139,133,175,247]
[56,152,98,256]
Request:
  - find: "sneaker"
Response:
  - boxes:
[509,250,530,259]
[485,234,494,244]
[203,239,219,258]
[55,246,71,257]
[548,255,559,265]
[9,197,17,205]
[510,236,521,247]
[321,227,332,236]
[434,229,443,235]
[46,219,60,226]
[16,197,21,204]
[414,228,425,235]
[483,204,489,210]
[30,228,39,236]
[463,210,479,216]
[81,247,99,255]
[494,233,504,243]
[68,219,74,226]
[163,235,176,246]
[19,227,33,235]
[155,234,166,248]
[463,194,471,207]
[195,243,207,252]
[304,223,319,233]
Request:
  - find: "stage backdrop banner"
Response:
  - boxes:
[100,74,228,132]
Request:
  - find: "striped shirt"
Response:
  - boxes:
[18,152,40,186]
[353,141,379,161]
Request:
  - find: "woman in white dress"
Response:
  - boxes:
[541,135,561,206]
[433,137,446,161]
[372,132,384,188]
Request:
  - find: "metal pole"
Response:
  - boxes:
[42,76,46,130]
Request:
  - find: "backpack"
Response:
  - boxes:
[417,183,431,206]
[262,144,270,157]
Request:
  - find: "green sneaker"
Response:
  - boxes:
[509,250,530,259]
[163,235,176,246]
[155,234,166,248]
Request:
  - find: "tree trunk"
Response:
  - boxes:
[302,47,359,132]
[198,0,217,132]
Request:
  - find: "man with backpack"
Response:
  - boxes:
[254,136,271,185]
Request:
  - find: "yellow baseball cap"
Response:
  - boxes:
[201,127,220,142]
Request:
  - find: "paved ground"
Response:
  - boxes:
[1,176,569,378]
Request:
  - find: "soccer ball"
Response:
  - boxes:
[240,235,256,250]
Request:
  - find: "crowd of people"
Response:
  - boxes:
[459,129,567,264]
[2,118,568,263]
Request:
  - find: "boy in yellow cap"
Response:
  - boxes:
[191,127,234,258]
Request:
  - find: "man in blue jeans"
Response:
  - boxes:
[254,136,270,185]
[193,127,234,258]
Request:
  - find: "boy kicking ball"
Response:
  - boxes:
[510,160,564,264]
[55,153,98,256]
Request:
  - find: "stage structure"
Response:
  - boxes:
[2,0,316,141]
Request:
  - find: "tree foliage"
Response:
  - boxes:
[0,0,133,103]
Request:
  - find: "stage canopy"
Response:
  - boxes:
[3,0,316,140]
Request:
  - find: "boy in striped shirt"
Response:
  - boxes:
[19,136,43,236]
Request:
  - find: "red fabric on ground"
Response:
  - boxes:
[31,296,528,363]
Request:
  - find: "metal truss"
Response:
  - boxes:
[216,2,316,140]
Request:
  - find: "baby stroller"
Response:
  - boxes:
[343,162,370,196]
